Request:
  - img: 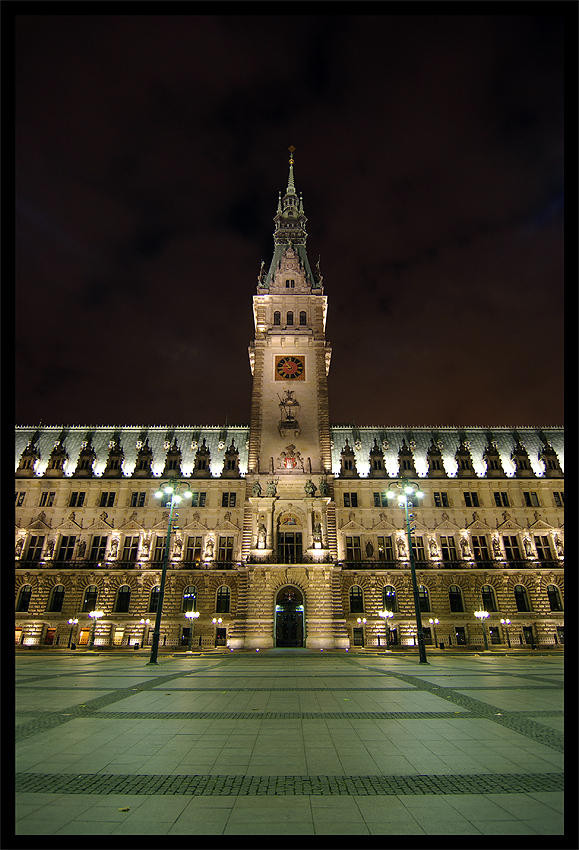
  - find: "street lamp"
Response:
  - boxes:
[356,617,367,648]
[140,618,150,648]
[474,609,490,651]
[378,610,394,650]
[88,610,104,649]
[67,618,78,648]
[429,618,440,649]
[148,479,192,664]
[500,618,512,648]
[185,611,200,652]
[385,479,428,663]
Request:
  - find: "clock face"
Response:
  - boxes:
[275,355,305,381]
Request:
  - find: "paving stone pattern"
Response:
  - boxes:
[14,652,565,836]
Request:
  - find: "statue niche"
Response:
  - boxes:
[278,390,300,437]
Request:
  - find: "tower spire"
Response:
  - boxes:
[287,145,296,194]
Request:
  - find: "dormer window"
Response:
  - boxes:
[285,279,295,288]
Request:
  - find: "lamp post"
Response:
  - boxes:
[378,610,393,650]
[148,479,192,664]
[474,609,490,651]
[140,618,150,648]
[88,610,103,649]
[500,618,512,649]
[385,480,428,663]
[185,611,200,652]
[429,617,439,649]
[67,618,78,648]
[356,616,367,647]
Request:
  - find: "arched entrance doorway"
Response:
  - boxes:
[275,586,305,647]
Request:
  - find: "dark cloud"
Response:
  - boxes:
[15,12,565,427]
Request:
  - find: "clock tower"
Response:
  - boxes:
[247,147,332,479]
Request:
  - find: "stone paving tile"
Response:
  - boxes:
[13,653,564,838]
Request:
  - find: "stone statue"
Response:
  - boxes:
[173,537,183,556]
[319,478,329,496]
[460,537,470,557]
[554,535,563,556]
[110,538,118,558]
[365,541,374,558]
[257,523,267,549]
[304,479,317,497]
[523,537,533,557]
[313,522,322,543]
[492,537,501,558]
[142,536,150,556]
[46,539,55,557]
[15,539,23,557]
[77,540,86,558]
[396,537,407,558]
[266,479,277,497]
[428,538,438,558]
[252,480,262,497]
[204,538,214,560]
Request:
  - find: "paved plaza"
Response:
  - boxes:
[14,649,565,837]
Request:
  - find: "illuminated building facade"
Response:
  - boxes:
[15,153,564,652]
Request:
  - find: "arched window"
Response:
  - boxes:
[418,585,430,612]
[81,585,98,613]
[286,311,294,325]
[546,584,563,612]
[382,585,397,613]
[47,584,65,613]
[148,586,160,613]
[481,584,498,612]
[448,585,464,612]
[349,585,364,613]
[182,585,197,612]
[514,584,531,612]
[273,311,281,326]
[114,585,131,613]
[16,585,32,613]
[299,311,307,325]
[216,585,230,613]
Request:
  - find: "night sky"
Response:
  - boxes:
[15,13,565,430]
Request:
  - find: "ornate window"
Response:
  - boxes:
[148,586,160,613]
[216,586,230,613]
[182,585,197,612]
[546,585,563,612]
[57,536,76,561]
[273,311,281,325]
[114,585,131,613]
[47,584,65,613]
[345,536,362,561]
[481,584,498,612]
[81,585,98,613]
[26,536,45,561]
[448,585,464,612]
[16,585,32,612]
[418,585,430,612]
[299,311,307,325]
[122,536,139,561]
[534,536,552,560]
[440,536,457,561]
[349,585,364,613]
[514,584,531,612]
[377,536,394,561]
[286,311,294,325]
[90,536,108,561]
[382,585,397,612]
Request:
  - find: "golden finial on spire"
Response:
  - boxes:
[288,145,295,165]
